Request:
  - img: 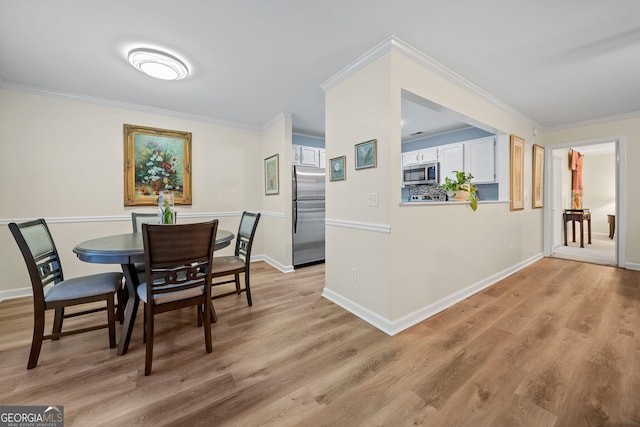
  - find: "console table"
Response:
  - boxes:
[563,209,591,248]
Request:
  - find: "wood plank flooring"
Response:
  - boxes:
[1,257,639,426]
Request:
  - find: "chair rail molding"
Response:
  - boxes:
[325,218,391,234]
[0,211,244,225]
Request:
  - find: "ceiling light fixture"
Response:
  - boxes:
[127,48,189,81]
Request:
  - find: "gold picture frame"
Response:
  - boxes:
[264,153,279,195]
[124,124,192,206]
[532,144,544,209]
[510,135,525,211]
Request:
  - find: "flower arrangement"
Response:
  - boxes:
[158,191,175,224]
[136,140,180,195]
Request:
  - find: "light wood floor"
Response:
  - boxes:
[1,258,639,426]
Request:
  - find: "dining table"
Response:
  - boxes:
[73,228,234,355]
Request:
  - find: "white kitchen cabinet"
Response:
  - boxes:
[292,144,323,167]
[402,151,421,166]
[300,146,319,166]
[438,143,464,183]
[292,145,302,165]
[420,148,438,162]
[402,147,438,166]
[464,137,496,183]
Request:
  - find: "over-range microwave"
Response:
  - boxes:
[403,162,439,185]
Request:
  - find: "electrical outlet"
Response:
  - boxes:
[367,192,379,207]
[351,267,358,281]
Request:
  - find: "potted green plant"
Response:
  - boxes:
[440,171,479,211]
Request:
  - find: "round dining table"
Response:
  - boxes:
[73,229,234,355]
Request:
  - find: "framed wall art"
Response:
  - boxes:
[329,156,346,181]
[532,144,544,209]
[355,139,377,170]
[123,124,192,206]
[264,153,280,195]
[510,135,525,211]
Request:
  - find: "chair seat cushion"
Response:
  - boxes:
[211,256,245,275]
[137,279,205,305]
[44,272,123,302]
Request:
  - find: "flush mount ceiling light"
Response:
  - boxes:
[127,48,189,81]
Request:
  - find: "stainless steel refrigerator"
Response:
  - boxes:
[292,165,325,267]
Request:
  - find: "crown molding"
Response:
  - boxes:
[261,111,293,131]
[321,35,541,130]
[544,110,640,132]
[0,80,262,132]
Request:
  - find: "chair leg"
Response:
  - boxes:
[52,307,64,339]
[144,304,154,376]
[203,300,212,353]
[209,302,218,324]
[27,310,45,369]
[107,296,116,348]
[116,286,125,324]
[245,270,252,307]
[142,304,147,343]
[235,274,241,294]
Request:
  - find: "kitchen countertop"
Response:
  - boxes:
[399,200,507,207]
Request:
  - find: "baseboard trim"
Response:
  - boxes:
[253,255,294,273]
[322,288,394,334]
[0,287,31,302]
[323,253,544,336]
[625,261,640,271]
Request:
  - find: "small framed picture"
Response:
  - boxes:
[264,153,279,195]
[355,139,377,170]
[510,135,525,211]
[329,156,346,181]
[532,144,544,209]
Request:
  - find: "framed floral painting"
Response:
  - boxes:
[123,124,192,206]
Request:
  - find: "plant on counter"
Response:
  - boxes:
[440,170,479,211]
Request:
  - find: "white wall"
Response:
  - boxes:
[260,113,294,271]
[323,42,544,334]
[0,88,268,295]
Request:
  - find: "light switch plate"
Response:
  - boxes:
[367,192,379,207]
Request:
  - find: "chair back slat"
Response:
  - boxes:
[142,221,218,302]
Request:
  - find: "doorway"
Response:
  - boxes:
[545,139,623,267]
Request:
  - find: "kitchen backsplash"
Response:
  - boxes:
[406,184,448,200]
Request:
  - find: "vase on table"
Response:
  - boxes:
[158,191,175,224]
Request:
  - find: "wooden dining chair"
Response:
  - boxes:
[210,211,261,306]
[132,211,178,233]
[131,211,177,275]
[9,218,123,369]
[138,220,218,375]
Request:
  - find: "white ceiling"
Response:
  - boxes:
[2,1,640,138]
